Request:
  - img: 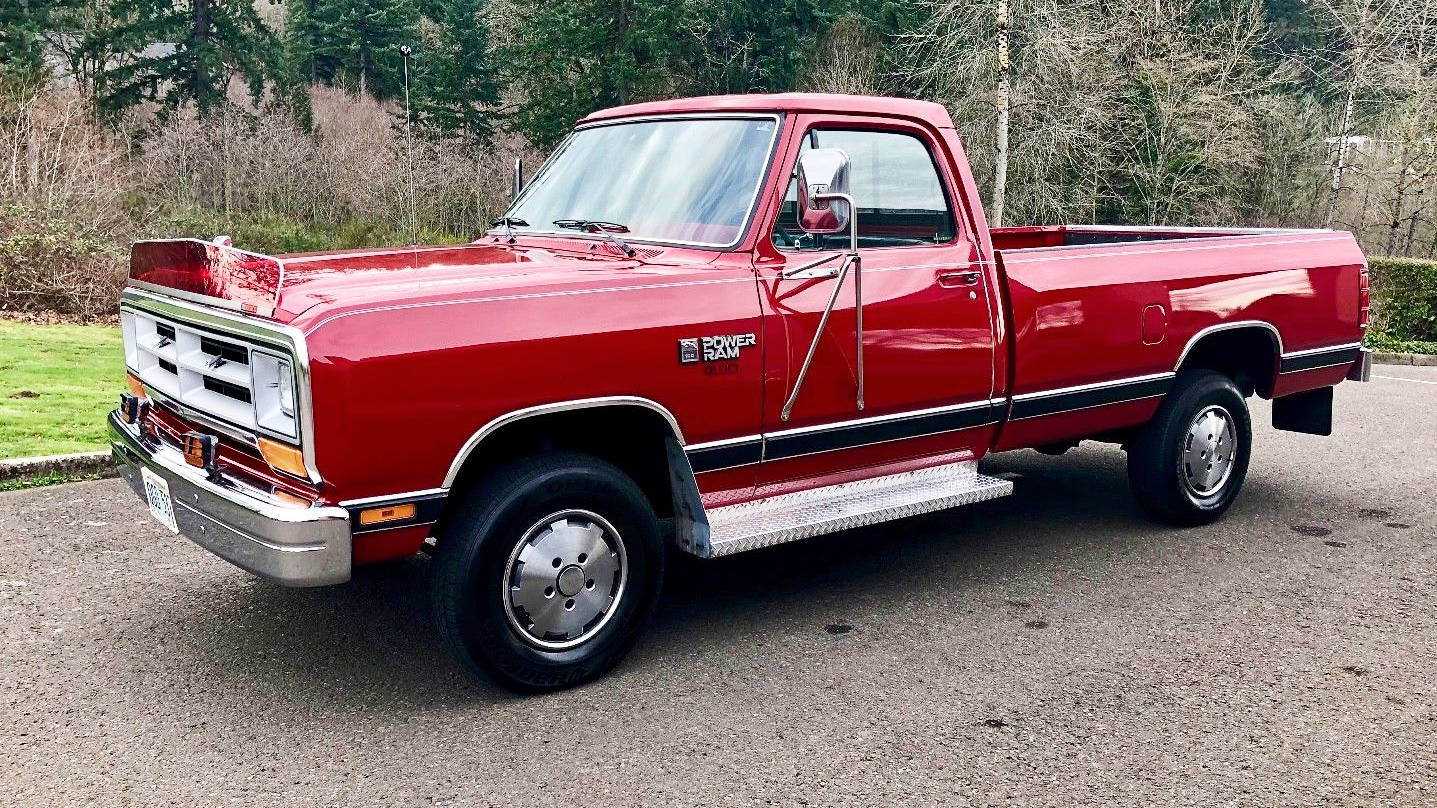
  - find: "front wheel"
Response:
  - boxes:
[1128,371,1252,526]
[430,452,664,692]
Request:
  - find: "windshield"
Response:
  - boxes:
[503,116,779,248]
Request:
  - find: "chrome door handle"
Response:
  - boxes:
[938,270,981,288]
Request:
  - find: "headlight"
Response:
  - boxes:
[120,311,137,368]
[278,367,295,417]
[252,351,299,439]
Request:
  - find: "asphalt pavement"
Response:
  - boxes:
[3,367,1435,806]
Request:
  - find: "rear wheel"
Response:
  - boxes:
[431,451,664,692]
[1128,371,1252,525]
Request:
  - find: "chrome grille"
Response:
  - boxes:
[121,308,281,432]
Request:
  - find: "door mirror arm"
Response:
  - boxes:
[781,250,842,279]
[780,188,863,422]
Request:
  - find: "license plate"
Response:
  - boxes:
[140,467,179,534]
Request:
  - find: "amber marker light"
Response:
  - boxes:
[271,489,313,508]
[118,393,140,424]
[257,436,307,479]
[183,433,209,468]
[125,372,146,397]
[358,503,417,526]
[182,432,220,482]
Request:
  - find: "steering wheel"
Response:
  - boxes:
[772,221,800,248]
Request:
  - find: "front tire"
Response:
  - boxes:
[1128,371,1252,526]
[431,452,664,692]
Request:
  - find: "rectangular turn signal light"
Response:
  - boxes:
[257,436,307,479]
[182,431,217,473]
[271,489,313,508]
[119,393,140,424]
[358,503,417,526]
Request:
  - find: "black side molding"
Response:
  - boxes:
[1009,376,1173,421]
[1280,346,1362,374]
[764,403,1003,462]
[686,439,764,474]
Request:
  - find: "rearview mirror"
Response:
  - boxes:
[795,148,851,235]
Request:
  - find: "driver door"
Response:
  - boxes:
[755,117,999,491]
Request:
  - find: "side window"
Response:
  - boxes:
[772,129,957,250]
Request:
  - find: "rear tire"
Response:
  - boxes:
[1128,371,1252,526]
[431,451,664,692]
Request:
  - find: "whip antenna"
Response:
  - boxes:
[400,44,417,246]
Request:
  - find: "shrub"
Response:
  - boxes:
[0,87,131,318]
[0,206,126,318]
[1364,329,1437,355]
[1369,257,1437,343]
[150,208,339,254]
[151,207,466,255]
[134,86,529,245]
[0,87,132,234]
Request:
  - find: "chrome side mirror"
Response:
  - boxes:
[512,157,524,200]
[780,147,865,423]
[795,148,851,235]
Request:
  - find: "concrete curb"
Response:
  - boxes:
[1373,351,1437,366]
[0,451,115,483]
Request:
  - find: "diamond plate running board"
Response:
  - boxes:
[697,461,1013,558]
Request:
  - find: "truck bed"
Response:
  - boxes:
[990,224,1321,252]
[991,225,1366,451]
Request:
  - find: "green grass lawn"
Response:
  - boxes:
[0,320,123,459]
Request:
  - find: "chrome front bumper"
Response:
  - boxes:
[109,411,351,586]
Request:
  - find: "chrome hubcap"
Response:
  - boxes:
[1182,405,1237,498]
[503,510,626,651]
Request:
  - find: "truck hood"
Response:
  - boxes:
[128,238,688,322]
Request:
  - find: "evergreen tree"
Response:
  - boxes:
[678,0,835,96]
[409,0,500,150]
[284,0,320,85]
[501,0,683,149]
[99,0,283,117]
[295,0,419,100]
[500,0,894,149]
[0,0,59,91]
[44,0,129,102]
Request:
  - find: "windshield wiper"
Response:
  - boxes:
[491,216,529,244]
[552,219,636,257]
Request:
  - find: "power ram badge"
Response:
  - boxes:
[678,333,756,364]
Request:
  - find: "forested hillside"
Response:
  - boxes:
[1,0,1435,318]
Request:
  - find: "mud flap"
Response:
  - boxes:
[664,435,712,557]
[1273,386,1333,436]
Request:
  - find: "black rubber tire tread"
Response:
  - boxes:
[430,451,663,692]
[1128,370,1252,526]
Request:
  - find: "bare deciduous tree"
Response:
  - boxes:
[0,86,130,230]
[911,0,1148,224]
[1309,0,1431,226]
[904,0,1273,227]
[798,17,885,96]
[1107,0,1273,225]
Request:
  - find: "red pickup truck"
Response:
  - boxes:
[110,93,1372,690]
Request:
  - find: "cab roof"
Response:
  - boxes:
[579,93,955,129]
